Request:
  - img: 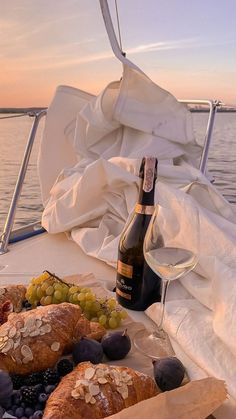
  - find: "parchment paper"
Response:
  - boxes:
[63,273,227,418]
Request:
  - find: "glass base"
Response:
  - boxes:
[133,329,174,359]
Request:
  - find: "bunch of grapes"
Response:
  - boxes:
[26,271,127,329]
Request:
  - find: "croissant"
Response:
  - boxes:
[43,361,159,419]
[0,285,26,313]
[0,303,105,375]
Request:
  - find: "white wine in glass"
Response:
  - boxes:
[133,202,199,359]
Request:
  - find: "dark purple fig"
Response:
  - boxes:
[153,356,185,391]
[101,329,131,360]
[72,337,103,365]
[0,369,13,407]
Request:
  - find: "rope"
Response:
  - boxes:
[114,0,124,53]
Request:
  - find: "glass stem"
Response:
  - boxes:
[157,279,170,332]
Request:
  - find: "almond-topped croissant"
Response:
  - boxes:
[43,362,159,419]
[0,285,26,313]
[0,303,105,375]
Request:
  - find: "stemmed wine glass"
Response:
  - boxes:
[133,198,199,359]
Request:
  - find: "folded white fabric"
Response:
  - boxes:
[39,61,236,417]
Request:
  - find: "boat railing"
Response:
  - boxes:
[0,101,221,255]
[0,109,47,255]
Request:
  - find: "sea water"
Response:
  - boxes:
[0,112,236,233]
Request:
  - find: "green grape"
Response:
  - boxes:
[91,301,101,313]
[85,301,93,311]
[40,296,47,306]
[107,298,117,309]
[120,310,128,319]
[52,296,58,304]
[77,293,85,302]
[85,292,93,301]
[68,295,74,303]
[80,287,90,293]
[72,293,79,303]
[97,310,104,318]
[54,283,63,291]
[41,281,50,292]
[99,314,107,326]
[78,300,86,309]
[90,294,96,302]
[108,317,118,329]
[46,285,54,296]
[36,287,44,299]
[44,295,52,305]
[54,290,62,300]
[110,310,119,318]
[69,286,79,294]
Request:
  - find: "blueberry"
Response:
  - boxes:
[34,384,44,394]
[38,393,48,404]
[15,406,25,418]
[11,404,18,413]
[25,406,34,417]
[35,403,43,411]
[6,409,14,416]
[33,410,43,419]
[12,390,22,406]
[44,385,56,394]
[21,402,26,408]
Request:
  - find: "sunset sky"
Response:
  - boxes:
[1,0,236,107]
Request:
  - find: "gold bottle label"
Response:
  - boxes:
[135,204,154,215]
[117,260,133,279]
[116,288,131,300]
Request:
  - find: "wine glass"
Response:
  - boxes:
[133,198,199,359]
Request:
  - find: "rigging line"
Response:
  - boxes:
[114,0,125,55]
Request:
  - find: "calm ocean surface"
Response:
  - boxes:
[0,112,236,233]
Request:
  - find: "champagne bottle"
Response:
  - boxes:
[116,157,162,310]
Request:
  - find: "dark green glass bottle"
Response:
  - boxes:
[116,157,162,310]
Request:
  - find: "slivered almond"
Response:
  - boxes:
[51,342,60,352]
[71,389,80,399]
[95,368,105,378]
[35,319,42,328]
[8,326,17,338]
[84,367,95,380]
[85,393,92,404]
[75,379,89,388]
[21,345,33,358]
[97,377,108,384]
[40,324,51,334]
[0,329,8,337]
[117,384,129,399]
[89,383,100,396]
[90,396,96,404]
[2,339,13,353]
[29,330,40,337]
[24,317,36,329]
[0,288,6,296]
